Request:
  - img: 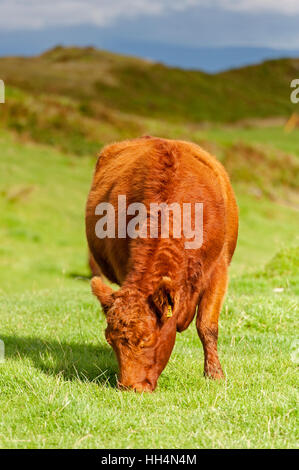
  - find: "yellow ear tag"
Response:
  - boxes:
[167,305,173,318]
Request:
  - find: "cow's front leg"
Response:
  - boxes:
[196,259,228,379]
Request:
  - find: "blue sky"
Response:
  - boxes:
[1,1,299,71]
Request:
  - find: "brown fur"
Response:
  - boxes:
[86,136,238,391]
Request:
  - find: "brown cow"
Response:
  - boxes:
[86,136,238,392]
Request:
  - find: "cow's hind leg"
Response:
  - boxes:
[196,259,228,379]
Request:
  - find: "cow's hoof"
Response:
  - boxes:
[204,367,225,380]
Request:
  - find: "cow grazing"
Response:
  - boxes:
[86,137,238,392]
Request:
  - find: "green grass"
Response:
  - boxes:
[0,130,298,448]
[199,126,299,156]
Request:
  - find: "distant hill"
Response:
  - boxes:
[92,41,299,73]
[1,26,299,72]
[0,46,298,124]
[0,46,298,207]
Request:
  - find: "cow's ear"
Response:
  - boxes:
[91,277,114,314]
[150,276,175,323]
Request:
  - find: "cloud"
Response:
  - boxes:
[218,0,299,15]
[1,0,299,31]
[0,0,193,30]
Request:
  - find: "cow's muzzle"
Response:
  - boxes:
[117,378,155,393]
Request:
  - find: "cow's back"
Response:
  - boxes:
[86,137,238,284]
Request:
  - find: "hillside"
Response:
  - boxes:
[0,46,298,203]
[0,46,298,123]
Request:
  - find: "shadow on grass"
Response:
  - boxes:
[67,272,92,281]
[1,334,118,388]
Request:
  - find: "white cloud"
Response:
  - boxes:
[0,0,299,31]
[0,0,192,30]
[218,0,299,15]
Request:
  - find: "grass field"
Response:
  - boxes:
[0,127,298,448]
[0,46,298,448]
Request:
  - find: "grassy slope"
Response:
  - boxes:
[0,131,298,448]
[1,86,299,211]
[0,46,298,124]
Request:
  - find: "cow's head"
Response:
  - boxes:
[91,276,177,392]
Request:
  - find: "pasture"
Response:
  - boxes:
[0,127,298,448]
